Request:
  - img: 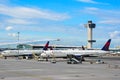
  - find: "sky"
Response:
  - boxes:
[0,0,120,48]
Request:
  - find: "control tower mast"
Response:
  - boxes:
[84,21,96,49]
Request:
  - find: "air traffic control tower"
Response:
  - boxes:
[84,21,96,49]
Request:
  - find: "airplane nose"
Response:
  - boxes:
[0,52,5,58]
[1,52,4,55]
[0,54,3,57]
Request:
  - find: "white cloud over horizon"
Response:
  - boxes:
[109,31,120,39]
[82,7,120,25]
[0,4,70,25]
[0,2,83,41]
[5,26,13,31]
[98,19,120,25]
[77,0,99,4]
[8,33,17,37]
[77,0,109,5]
[6,18,36,25]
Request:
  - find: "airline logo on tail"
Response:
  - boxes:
[43,41,49,50]
[101,39,111,51]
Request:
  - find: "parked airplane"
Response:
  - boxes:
[40,39,111,59]
[0,41,49,59]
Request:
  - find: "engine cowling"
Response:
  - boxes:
[41,53,47,57]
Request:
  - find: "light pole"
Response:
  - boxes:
[18,32,20,42]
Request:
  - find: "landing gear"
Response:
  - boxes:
[4,56,7,59]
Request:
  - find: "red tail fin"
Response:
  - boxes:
[101,39,111,51]
[43,41,49,50]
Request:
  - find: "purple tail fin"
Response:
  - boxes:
[101,39,111,51]
[43,41,49,50]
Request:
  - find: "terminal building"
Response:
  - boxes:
[17,44,82,50]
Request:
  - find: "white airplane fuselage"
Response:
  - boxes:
[41,49,110,58]
[1,50,44,57]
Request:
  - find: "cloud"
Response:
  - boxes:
[76,0,109,5]
[6,18,36,25]
[82,7,99,14]
[98,19,120,25]
[83,7,117,16]
[5,26,13,31]
[109,31,120,39]
[82,7,120,25]
[77,0,98,4]
[8,33,17,37]
[0,4,70,23]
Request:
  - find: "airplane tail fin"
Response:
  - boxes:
[81,45,85,50]
[101,39,111,51]
[43,41,49,50]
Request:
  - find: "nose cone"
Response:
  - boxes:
[0,53,4,58]
[1,52,4,55]
[1,50,9,56]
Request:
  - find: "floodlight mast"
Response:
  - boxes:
[17,32,20,57]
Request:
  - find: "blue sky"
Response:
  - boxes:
[0,0,120,48]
